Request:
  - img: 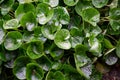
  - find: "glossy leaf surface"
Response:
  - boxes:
[36,3,54,25]
[4,31,22,50]
[26,63,44,80]
[92,0,108,8]
[27,40,44,59]
[54,29,71,49]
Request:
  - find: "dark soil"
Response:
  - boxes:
[102,64,120,80]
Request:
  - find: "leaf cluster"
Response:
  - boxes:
[0,0,120,80]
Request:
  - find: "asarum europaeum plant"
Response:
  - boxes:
[0,0,120,80]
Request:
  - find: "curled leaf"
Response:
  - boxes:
[4,31,23,50]
[54,29,71,49]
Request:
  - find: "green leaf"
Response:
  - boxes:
[41,22,61,40]
[15,3,35,21]
[116,40,120,58]
[4,31,23,50]
[36,3,54,25]
[54,29,71,49]
[17,0,38,4]
[70,36,84,48]
[26,63,44,80]
[81,8,100,26]
[64,0,79,6]
[27,40,44,59]
[20,12,36,31]
[43,0,59,7]
[0,52,6,61]
[103,38,114,49]
[76,64,93,79]
[89,25,102,37]
[1,0,14,15]
[23,31,34,42]
[3,19,19,30]
[52,62,62,70]
[75,1,93,16]
[110,19,120,31]
[92,0,108,8]
[49,43,64,60]
[46,71,65,80]
[74,44,90,67]
[62,64,77,73]
[109,8,120,31]
[34,27,47,43]
[74,45,92,79]
[36,55,52,71]
[0,20,5,44]
[53,7,70,25]
[109,8,120,20]
[88,38,102,57]
[90,68,102,80]
[13,56,32,79]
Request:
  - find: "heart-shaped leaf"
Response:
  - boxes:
[26,63,44,80]
[4,31,23,50]
[53,7,70,25]
[20,12,36,31]
[13,56,32,79]
[75,1,93,16]
[46,71,65,80]
[81,8,100,26]
[36,3,54,25]
[15,3,35,21]
[3,19,19,30]
[64,0,79,6]
[27,40,44,59]
[54,29,71,49]
[43,0,59,7]
[74,44,90,67]
[92,0,108,8]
